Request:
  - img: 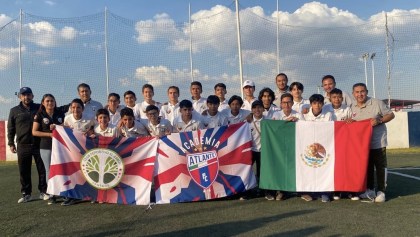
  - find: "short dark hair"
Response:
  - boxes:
[309,94,324,104]
[258,87,275,102]
[145,105,159,113]
[330,88,343,96]
[77,83,91,92]
[289,82,304,91]
[353,83,367,91]
[206,95,220,105]
[276,73,288,82]
[179,99,193,108]
[322,75,336,84]
[142,84,154,93]
[120,107,134,118]
[71,98,84,110]
[214,83,226,90]
[228,95,243,106]
[96,108,110,118]
[124,90,136,98]
[108,93,120,101]
[190,81,203,90]
[168,86,180,94]
[280,93,293,102]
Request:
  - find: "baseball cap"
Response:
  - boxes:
[251,100,263,108]
[19,87,33,95]
[243,80,255,88]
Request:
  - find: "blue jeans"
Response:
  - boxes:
[40,149,52,183]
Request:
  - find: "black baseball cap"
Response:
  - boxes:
[19,87,33,95]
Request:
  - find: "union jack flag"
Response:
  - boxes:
[47,126,157,205]
[154,122,256,203]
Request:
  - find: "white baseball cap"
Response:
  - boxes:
[243,80,255,88]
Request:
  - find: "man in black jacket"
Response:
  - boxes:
[8,87,47,203]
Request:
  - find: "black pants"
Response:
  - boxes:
[17,144,47,195]
[367,148,387,192]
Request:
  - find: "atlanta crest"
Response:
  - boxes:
[301,143,329,168]
[187,149,219,189]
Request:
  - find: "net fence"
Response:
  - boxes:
[0,3,419,120]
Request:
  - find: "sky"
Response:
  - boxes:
[1,0,420,119]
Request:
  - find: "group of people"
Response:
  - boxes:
[7,73,395,206]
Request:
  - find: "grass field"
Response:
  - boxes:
[0,148,419,237]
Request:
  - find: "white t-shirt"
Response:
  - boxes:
[292,99,310,114]
[242,97,257,112]
[202,112,229,129]
[159,102,179,124]
[172,113,205,132]
[63,114,95,133]
[303,108,333,121]
[134,101,162,119]
[146,118,173,137]
[192,97,208,114]
[94,124,119,137]
[222,109,250,125]
[323,104,352,121]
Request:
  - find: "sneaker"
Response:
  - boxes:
[48,196,57,205]
[321,195,330,203]
[265,194,274,201]
[333,195,341,200]
[18,195,32,203]
[374,191,386,203]
[91,200,96,204]
[275,191,284,201]
[61,198,76,206]
[40,193,49,201]
[348,193,360,201]
[239,196,247,201]
[301,194,313,202]
[359,189,376,200]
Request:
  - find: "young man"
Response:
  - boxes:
[93,109,120,137]
[242,80,257,112]
[224,95,250,125]
[202,95,228,128]
[190,81,207,114]
[350,83,395,202]
[160,86,180,124]
[145,105,172,138]
[303,94,333,122]
[289,82,310,114]
[275,93,304,121]
[214,83,229,112]
[106,93,123,126]
[322,75,353,106]
[75,83,103,120]
[134,84,161,119]
[8,87,47,203]
[258,87,280,120]
[323,88,352,121]
[119,107,148,138]
[273,73,289,108]
[172,100,205,132]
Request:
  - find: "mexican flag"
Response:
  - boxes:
[260,120,372,192]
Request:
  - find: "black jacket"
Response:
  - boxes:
[7,102,41,147]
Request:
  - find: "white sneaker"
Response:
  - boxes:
[333,195,341,200]
[40,193,49,201]
[375,191,386,203]
[321,195,330,203]
[18,195,32,203]
[359,189,376,200]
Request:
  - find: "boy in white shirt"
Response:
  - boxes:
[303,94,333,122]
[145,105,172,138]
[119,108,148,138]
[289,82,310,114]
[93,109,119,138]
[106,93,123,126]
[242,80,257,112]
[202,95,228,129]
[190,81,207,114]
[160,86,180,124]
[323,88,352,121]
[214,83,229,112]
[134,84,161,119]
[172,100,205,132]
[64,98,95,134]
[223,95,250,125]
[258,87,280,120]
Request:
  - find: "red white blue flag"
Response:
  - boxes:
[154,122,256,204]
[47,126,157,205]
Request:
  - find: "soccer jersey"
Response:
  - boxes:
[303,108,333,121]
[64,113,95,133]
[202,112,229,129]
[146,118,172,137]
[250,116,264,152]
[292,99,310,113]
[159,102,179,124]
[263,104,281,120]
[172,113,205,132]
[242,97,257,112]
[218,99,229,112]
[323,104,352,121]
[274,110,304,121]
[108,105,124,126]
[192,97,207,114]
[121,120,148,138]
[223,109,250,125]
[134,101,162,119]
[94,124,119,137]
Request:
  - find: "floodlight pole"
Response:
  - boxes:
[189,3,194,82]
[104,7,110,96]
[362,53,369,89]
[371,53,376,98]
[18,9,23,88]
[235,0,244,98]
[276,0,280,73]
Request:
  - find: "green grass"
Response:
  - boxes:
[0,149,419,237]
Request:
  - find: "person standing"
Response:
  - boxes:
[32,94,65,204]
[273,73,290,108]
[8,87,47,203]
[350,83,395,202]
[75,83,103,120]
[321,75,353,106]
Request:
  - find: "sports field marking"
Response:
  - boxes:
[388,171,420,181]
[388,167,420,170]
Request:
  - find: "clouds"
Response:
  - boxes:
[0,46,25,70]
[25,21,77,47]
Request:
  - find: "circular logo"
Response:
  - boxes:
[81,148,124,190]
[301,143,329,168]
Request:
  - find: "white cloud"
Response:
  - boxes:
[26,21,77,47]
[0,14,13,27]
[44,1,56,6]
[0,46,25,70]
[0,95,14,104]
[41,60,57,65]
[118,77,130,87]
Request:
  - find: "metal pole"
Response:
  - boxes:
[18,9,23,88]
[104,7,110,96]
[189,3,194,82]
[235,0,244,98]
[385,12,392,107]
[362,53,369,88]
[371,53,376,98]
[276,0,280,73]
